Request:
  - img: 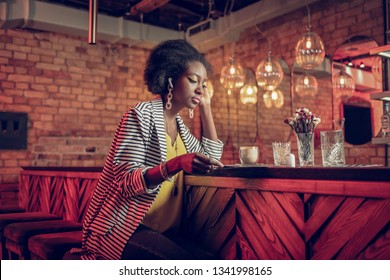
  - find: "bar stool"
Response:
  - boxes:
[28,231,82,260]
[0,212,61,260]
[4,220,82,259]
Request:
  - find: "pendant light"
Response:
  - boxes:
[263,89,284,109]
[263,91,272,108]
[240,84,258,104]
[295,73,318,97]
[240,68,258,104]
[220,55,244,163]
[333,68,355,99]
[256,51,284,91]
[295,6,325,70]
[220,56,245,90]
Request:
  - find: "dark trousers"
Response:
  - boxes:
[121,224,216,260]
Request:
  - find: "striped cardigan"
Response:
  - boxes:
[80,97,223,260]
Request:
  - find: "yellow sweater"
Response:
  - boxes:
[142,133,187,233]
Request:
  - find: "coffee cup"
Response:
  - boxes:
[239,146,259,164]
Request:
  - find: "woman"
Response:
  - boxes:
[78,39,224,260]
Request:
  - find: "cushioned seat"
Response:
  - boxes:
[28,231,82,260]
[0,212,61,260]
[63,249,82,260]
[0,206,25,214]
[4,220,82,259]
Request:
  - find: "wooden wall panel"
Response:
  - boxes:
[78,179,96,221]
[236,227,261,260]
[219,233,237,260]
[63,178,80,222]
[310,197,390,259]
[237,197,286,259]
[305,195,345,242]
[185,186,235,259]
[18,174,29,210]
[237,190,303,259]
[357,228,390,259]
[50,177,65,218]
[311,196,365,259]
[185,184,389,260]
[27,176,42,212]
[19,171,99,222]
[335,199,390,259]
[254,190,305,259]
[18,169,389,259]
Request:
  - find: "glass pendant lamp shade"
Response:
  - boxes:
[240,83,258,104]
[240,68,258,104]
[220,57,245,90]
[263,89,284,108]
[295,30,325,70]
[333,68,355,98]
[256,52,284,91]
[271,89,284,108]
[295,73,318,97]
[263,91,272,108]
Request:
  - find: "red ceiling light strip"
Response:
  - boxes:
[89,0,97,44]
[130,0,170,16]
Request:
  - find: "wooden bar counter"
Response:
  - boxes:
[183,164,390,260]
[18,165,389,260]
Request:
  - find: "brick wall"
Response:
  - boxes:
[0,0,388,183]
[32,136,112,166]
[207,0,388,165]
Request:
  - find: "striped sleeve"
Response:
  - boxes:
[200,136,224,160]
[112,104,157,198]
[178,117,224,160]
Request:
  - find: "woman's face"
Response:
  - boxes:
[172,61,208,110]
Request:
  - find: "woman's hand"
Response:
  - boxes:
[199,88,211,106]
[179,153,223,174]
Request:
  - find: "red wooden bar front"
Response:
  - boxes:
[183,165,390,260]
[18,165,390,259]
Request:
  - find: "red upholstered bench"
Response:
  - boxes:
[0,212,61,260]
[28,231,82,260]
[4,220,82,259]
[0,205,25,214]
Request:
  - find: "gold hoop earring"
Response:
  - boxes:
[166,77,173,110]
[189,109,193,119]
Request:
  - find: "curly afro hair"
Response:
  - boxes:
[144,39,212,96]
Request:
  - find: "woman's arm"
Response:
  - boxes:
[199,102,218,141]
[143,153,224,189]
[198,89,218,141]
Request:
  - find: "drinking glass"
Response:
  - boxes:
[320,130,345,166]
[272,142,291,166]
